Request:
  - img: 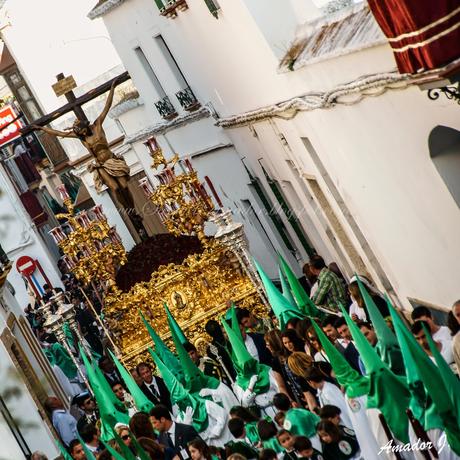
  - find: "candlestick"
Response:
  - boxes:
[204,176,223,208]
[57,184,70,202]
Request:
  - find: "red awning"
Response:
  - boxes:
[368,0,460,74]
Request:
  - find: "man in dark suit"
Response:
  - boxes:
[99,356,122,386]
[151,404,200,459]
[137,362,172,411]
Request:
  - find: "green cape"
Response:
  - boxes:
[311,319,369,398]
[340,305,410,443]
[149,348,209,433]
[356,278,404,375]
[44,342,77,379]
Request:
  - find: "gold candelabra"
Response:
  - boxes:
[49,185,126,288]
[141,137,221,245]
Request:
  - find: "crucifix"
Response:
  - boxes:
[21,71,146,238]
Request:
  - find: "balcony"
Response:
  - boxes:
[175,87,201,112]
[154,96,178,120]
[156,0,188,19]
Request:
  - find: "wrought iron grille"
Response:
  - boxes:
[154,96,178,119]
[175,87,200,111]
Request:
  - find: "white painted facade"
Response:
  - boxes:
[93,0,460,310]
[0,286,60,459]
[90,0,311,277]
[0,168,62,307]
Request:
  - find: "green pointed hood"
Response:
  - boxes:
[101,440,126,460]
[45,342,77,379]
[340,305,411,443]
[166,311,219,393]
[356,278,404,375]
[387,302,460,454]
[77,434,98,460]
[278,266,297,308]
[112,430,139,460]
[254,258,304,329]
[107,349,154,413]
[129,432,152,460]
[56,440,73,460]
[278,254,320,317]
[148,348,209,432]
[386,298,438,428]
[221,314,270,394]
[423,323,460,423]
[164,302,187,345]
[140,310,183,381]
[79,346,129,441]
[91,356,127,415]
[311,319,369,398]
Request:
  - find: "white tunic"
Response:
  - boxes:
[317,381,353,429]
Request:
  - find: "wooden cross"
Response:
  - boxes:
[21,71,130,134]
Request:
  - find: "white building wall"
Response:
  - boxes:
[99,0,307,276]
[98,0,460,309]
[0,289,59,459]
[0,168,62,307]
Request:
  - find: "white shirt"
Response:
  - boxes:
[244,335,259,361]
[146,378,160,397]
[433,326,454,364]
[167,421,176,442]
[349,302,367,321]
[317,381,353,429]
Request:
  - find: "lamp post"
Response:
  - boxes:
[40,295,91,392]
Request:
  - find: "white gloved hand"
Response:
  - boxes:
[199,388,213,398]
[241,389,256,406]
[181,405,194,425]
[248,374,259,392]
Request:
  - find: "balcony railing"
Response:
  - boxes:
[175,87,201,112]
[154,96,178,120]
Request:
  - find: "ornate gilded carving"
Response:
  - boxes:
[104,238,265,367]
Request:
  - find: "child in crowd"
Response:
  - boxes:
[274,411,285,429]
[319,405,342,426]
[257,420,284,454]
[227,417,259,459]
[275,429,297,460]
[272,393,321,452]
[293,436,323,460]
[316,420,361,460]
[229,406,261,446]
[259,448,278,460]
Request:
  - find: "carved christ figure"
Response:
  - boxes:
[32,79,135,211]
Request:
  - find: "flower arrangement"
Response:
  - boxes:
[115,233,204,292]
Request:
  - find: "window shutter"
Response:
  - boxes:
[204,0,219,18]
[154,0,165,11]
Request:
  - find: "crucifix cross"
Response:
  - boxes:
[21,70,130,134]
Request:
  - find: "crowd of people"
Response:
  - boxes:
[31,255,460,460]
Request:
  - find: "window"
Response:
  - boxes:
[135,46,177,119]
[154,35,188,89]
[154,35,199,111]
[4,69,42,122]
[134,47,166,98]
[429,125,460,208]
